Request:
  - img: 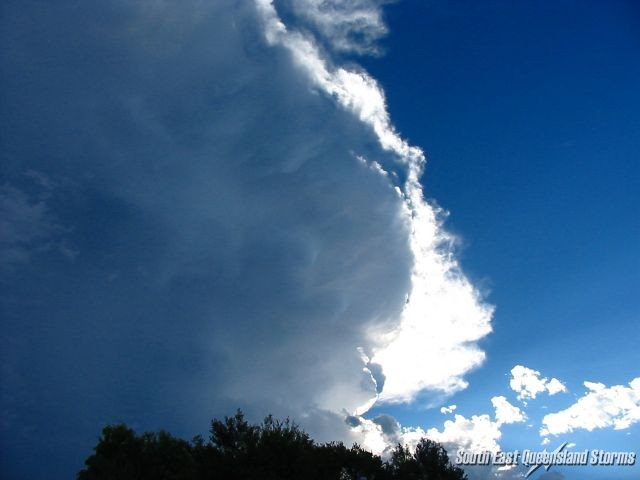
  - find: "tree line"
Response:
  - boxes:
[78,410,466,480]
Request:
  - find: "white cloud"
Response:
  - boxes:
[348,417,389,455]
[374,395,526,457]
[346,373,530,478]
[351,411,502,458]
[253,0,494,406]
[441,404,457,414]
[545,377,567,396]
[541,377,640,437]
[425,413,502,452]
[491,396,526,425]
[509,365,567,402]
[256,0,423,164]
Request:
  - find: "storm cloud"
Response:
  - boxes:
[0,1,491,478]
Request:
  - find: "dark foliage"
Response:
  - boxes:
[78,410,467,480]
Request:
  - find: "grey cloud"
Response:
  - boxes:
[1,0,412,478]
[372,414,400,437]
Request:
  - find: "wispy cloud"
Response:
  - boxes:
[280,0,389,55]
[0,178,71,271]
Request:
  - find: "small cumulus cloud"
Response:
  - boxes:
[440,404,457,414]
[491,396,526,425]
[509,365,567,402]
[424,413,502,453]
[351,411,503,459]
[393,395,526,456]
[541,377,640,437]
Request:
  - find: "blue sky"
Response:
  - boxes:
[363,0,640,477]
[1,1,638,479]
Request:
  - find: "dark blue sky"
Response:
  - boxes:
[366,0,640,326]
[363,0,640,471]
[381,0,640,365]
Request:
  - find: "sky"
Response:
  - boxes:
[1,1,639,479]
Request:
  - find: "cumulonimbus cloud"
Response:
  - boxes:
[1,1,492,477]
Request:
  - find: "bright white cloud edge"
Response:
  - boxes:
[253,4,639,469]
[254,0,493,412]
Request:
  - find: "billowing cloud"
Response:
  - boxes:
[425,414,503,452]
[1,1,493,478]
[509,365,567,402]
[422,395,526,453]
[2,0,408,457]
[351,394,526,461]
[255,0,493,405]
[541,377,640,437]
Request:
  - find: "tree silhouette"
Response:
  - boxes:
[78,411,467,480]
